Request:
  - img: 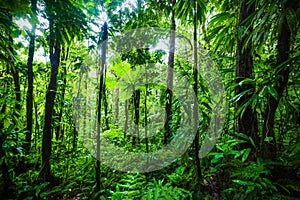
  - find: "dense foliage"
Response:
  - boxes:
[0,0,299,199]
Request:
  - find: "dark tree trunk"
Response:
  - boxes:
[103,86,109,130]
[133,0,142,147]
[25,0,37,152]
[133,88,140,146]
[73,126,78,150]
[39,15,61,181]
[96,22,108,193]
[192,0,202,190]
[34,100,39,151]
[236,0,258,149]
[164,0,176,144]
[103,60,109,130]
[124,99,129,138]
[145,65,149,154]
[262,9,291,159]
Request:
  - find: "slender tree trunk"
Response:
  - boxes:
[103,85,109,130]
[164,0,176,144]
[192,0,202,190]
[39,15,61,181]
[83,73,88,140]
[115,87,119,126]
[103,60,109,130]
[56,47,69,141]
[236,0,258,149]
[124,99,129,138]
[262,9,291,159]
[25,0,37,152]
[134,0,142,147]
[96,22,108,193]
[145,65,149,154]
[34,99,39,151]
[133,88,140,146]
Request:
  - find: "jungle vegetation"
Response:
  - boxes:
[0,0,299,199]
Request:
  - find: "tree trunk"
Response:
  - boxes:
[262,9,291,159]
[39,15,61,181]
[124,99,129,138]
[73,125,78,150]
[96,22,108,193]
[192,0,202,190]
[115,87,119,126]
[34,99,39,151]
[103,59,109,130]
[145,65,149,154]
[164,0,176,144]
[103,86,109,130]
[236,0,258,149]
[133,88,140,146]
[25,0,37,152]
[83,72,88,139]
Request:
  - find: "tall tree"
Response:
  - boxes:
[39,3,61,181]
[96,21,108,193]
[103,69,110,130]
[39,0,87,181]
[164,0,176,144]
[25,0,37,152]
[144,64,149,154]
[176,0,207,191]
[192,0,203,191]
[262,0,298,159]
[235,0,258,148]
[133,87,140,145]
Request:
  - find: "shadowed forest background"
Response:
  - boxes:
[0,0,300,199]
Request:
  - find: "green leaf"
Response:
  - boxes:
[246,186,255,194]
[238,78,255,86]
[231,89,252,102]
[267,86,278,99]
[251,95,258,111]
[233,179,253,186]
[242,148,251,162]
[249,136,256,148]
[264,137,273,142]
